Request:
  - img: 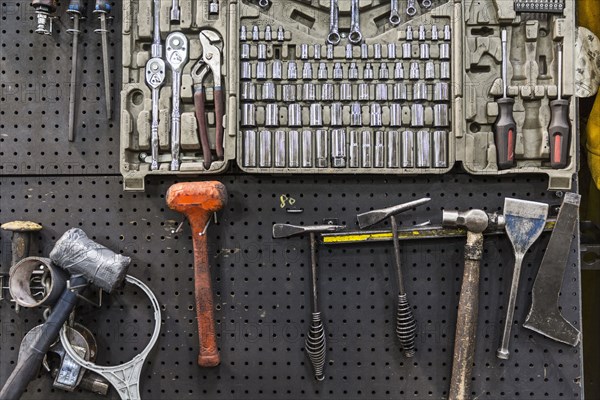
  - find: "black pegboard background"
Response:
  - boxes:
[0,1,584,399]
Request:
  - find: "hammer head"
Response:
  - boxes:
[442,209,505,233]
[166,181,227,215]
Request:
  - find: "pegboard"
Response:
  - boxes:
[0,175,583,399]
[0,0,584,399]
[0,0,121,176]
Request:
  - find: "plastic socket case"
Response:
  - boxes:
[121,0,577,191]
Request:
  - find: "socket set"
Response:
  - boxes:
[239,24,452,170]
[120,0,577,191]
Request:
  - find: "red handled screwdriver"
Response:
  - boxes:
[494,28,517,170]
[548,44,570,169]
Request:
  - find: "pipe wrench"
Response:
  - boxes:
[191,30,224,169]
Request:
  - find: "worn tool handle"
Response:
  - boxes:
[0,279,84,400]
[549,99,570,169]
[189,214,220,367]
[214,87,224,160]
[493,97,517,170]
[194,88,212,169]
[449,231,483,400]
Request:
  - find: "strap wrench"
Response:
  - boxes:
[191,30,225,169]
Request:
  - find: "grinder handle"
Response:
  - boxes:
[189,214,220,367]
[448,231,483,400]
[0,280,84,400]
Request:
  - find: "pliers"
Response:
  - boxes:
[191,30,224,169]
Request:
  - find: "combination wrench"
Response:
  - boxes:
[326,0,340,45]
[348,0,362,44]
[165,32,189,171]
[390,0,401,26]
[406,0,417,16]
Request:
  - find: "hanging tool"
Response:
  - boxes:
[390,0,401,25]
[0,228,130,400]
[272,223,346,381]
[327,0,341,45]
[444,209,505,400]
[356,198,431,357]
[349,0,363,45]
[494,28,517,169]
[31,0,57,34]
[191,30,225,169]
[406,0,417,16]
[497,198,548,360]
[548,44,570,169]
[166,182,227,367]
[66,0,85,142]
[93,0,112,120]
[1,221,43,301]
[524,193,581,346]
[165,32,189,171]
[60,275,161,400]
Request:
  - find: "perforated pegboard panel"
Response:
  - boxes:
[0,1,121,175]
[0,175,583,399]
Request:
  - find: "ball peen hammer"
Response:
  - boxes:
[443,209,505,400]
[166,181,227,367]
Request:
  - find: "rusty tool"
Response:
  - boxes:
[191,30,225,169]
[1,221,42,301]
[523,193,581,346]
[356,198,431,357]
[273,223,346,381]
[166,181,227,367]
[0,228,130,400]
[497,198,548,360]
[443,209,505,400]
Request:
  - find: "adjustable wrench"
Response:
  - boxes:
[145,58,166,170]
[165,32,188,171]
[349,0,362,45]
[326,0,340,45]
[390,0,401,26]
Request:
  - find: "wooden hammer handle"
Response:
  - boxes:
[190,217,220,367]
[449,231,483,400]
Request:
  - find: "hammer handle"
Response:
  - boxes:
[449,231,483,400]
[190,218,220,367]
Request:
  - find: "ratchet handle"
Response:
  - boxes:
[548,98,570,169]
[493,97,517,170]
[194,88,213,169]
[214,86,224,160]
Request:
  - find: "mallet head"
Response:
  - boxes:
[442,209,503,233]
[166,181,227,217]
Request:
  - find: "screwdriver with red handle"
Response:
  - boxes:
[494,28,517,170]
[548,43,570,169]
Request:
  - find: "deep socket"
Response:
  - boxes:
[241,82,256,101]
[331,129,347,167]
[340,82,352,101]
[303,83,316,101]
[434,104,449,127]
[375,83,389,101]
[388,43,397,59]
[257,43,267,60]
[402,43,412,59]
[282,84,297,102]
[316,129,328,167]
[416,130,431,167]
[321,83,334,101]
[440,62,450,80]
[302,130,313,167]
[288,103,302,127]
[374,43,382,59]
[301,43,309,60]
[310,103,323,127]
[241,61,252,80]
[256,61,267,80]
[287,61,298,80]
[433,130,448,168]
[241,103,256,127]
[402,130,415,168]
[243,130,257,167]
[393,82,408,100]
[390,103,402,126]
[425,61,436,80]
[350,103,363,126]
[259,130,272,167]
[288,130,300,167]
[331,102,343,126]
[413,82,428,101]
[358,83,370,101]
[433,82,450,101]
[361,130,372,167]
[349,130,360,168]
[411,104,424,127]
[274,130,286,167]
[241,43,250,59]
[370,103,383,127]
[272,60,283,80]
[388,130,400,168]
[374,131,385,168]
[262,82,276,101]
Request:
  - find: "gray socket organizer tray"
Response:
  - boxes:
[120,0,577,191]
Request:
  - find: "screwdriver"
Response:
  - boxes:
[548,44,570,169]
[493,28,517,170]
[67,0,85,142]
[94,0,112,120]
